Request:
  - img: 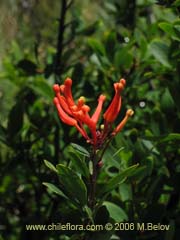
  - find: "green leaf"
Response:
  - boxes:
[77,21,99,36]
[149,39,171,68]
[83,205,94,223]
[161,88,175,113]
[159,133,180,143]
[119,183,132,201]
[30,79,53,101]
[68,150,89,178]
[159,22,179,41]
[70,143,90,157]
[44,160,57,173]
[114,48,133,69]
[88,38,106,56]
[103,201,128,222]
[56,164,87,206]
[112,147,125,157]
[98,164,139,197]
[43,182,67,199]
[144,133,180,143]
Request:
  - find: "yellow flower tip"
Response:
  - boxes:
[100,124,104,130]
[118,82,125,91]
[78,96,86,107]
[79,96,86,102]
[119,78,126,87]
[114,82,125,92]
[126,109,134,117]
[99,94,106,101]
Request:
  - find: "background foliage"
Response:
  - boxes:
[0,0,180,240]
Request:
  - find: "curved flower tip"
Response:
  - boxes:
[126,109,134,117]
[64,77,72,86]
[91,94,106,124]
[103,86,122,123]
[119,78,126,87]
[63,77,75,106]
[77,96,86,108]
[99,94,106,101]
[60,85,65,93]
[53,84,60,93]
[112,108,134,136]
[82,105,90,113]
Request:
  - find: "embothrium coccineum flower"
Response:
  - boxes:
[53,77,134,148]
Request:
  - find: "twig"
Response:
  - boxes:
[54,0,68,82]
[88,149,97,210]
[54,0,69,164]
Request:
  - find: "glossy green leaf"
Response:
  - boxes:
[70,143,90,157]
[144,133,180,143]
[98,164,139,196]
[119,183,132,201]
[114,48,133,69]
[44,160,57,173]
[30,79,53,100]
[56,164,87,206]
[43,182,67,199]
[159,133,180,143]
[103,201,128,222]
[68,150,89,178]
[159,22,180,41]
[149,39,171,68]
[88,38,106,56]
[83,205,94,223]
[77,21,99,36]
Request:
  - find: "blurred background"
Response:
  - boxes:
[0,0,180,239]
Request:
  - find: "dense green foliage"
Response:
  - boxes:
[0,0,180,240]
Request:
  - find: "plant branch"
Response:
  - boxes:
[54,0,70,164]
[88,149,98,211]
[54,0,68,82]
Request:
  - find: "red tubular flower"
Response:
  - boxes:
[53,77,133,148]
[112,109,134,136]
[103,79,126,123]
[91,94,106,124]
[63,78,75,106]
[53,97,77,126]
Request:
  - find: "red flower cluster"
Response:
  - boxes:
[53,78,134,148]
